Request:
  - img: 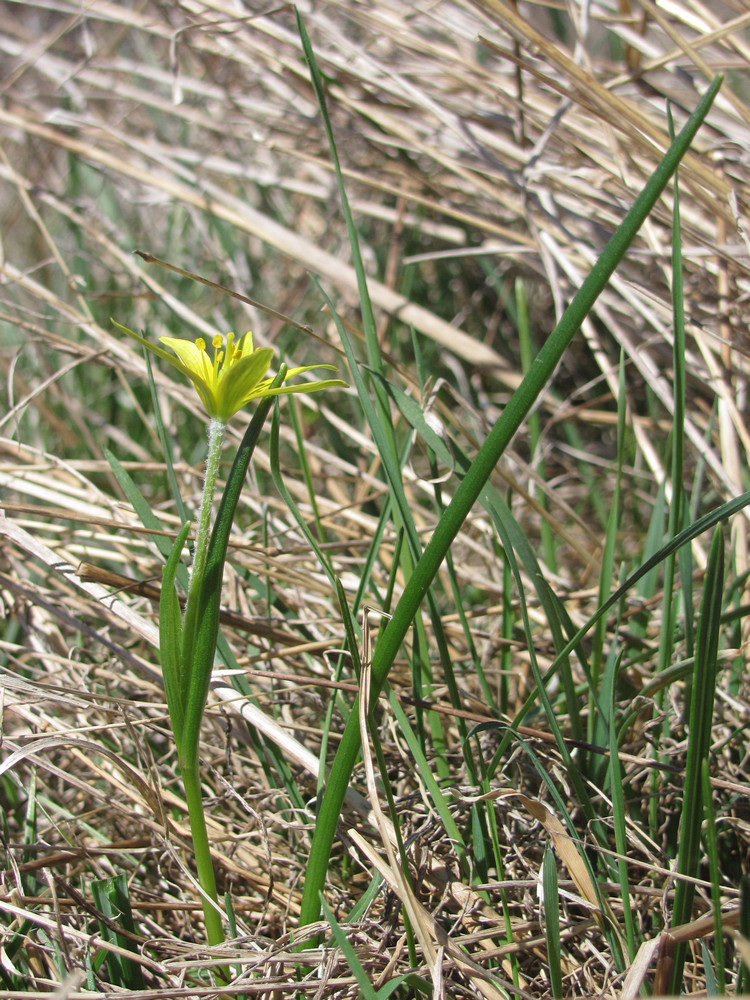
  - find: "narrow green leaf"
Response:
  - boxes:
[91,873,144,990]
[670,524,725,993]
[379,369,591,733]
[144,349,189,528]
[179,372,283,763]
[703,939,718,997]
[543,845,564,999]
[590,352,626,755]
[513,490,749,750]
[320,895,380,1000]
[386,686,465,858]
[702,757,726,994]
[517,276,557,572]
[104,448,189,590]
[608,648,637,962]
[296,10,381,376]
[737,876,750,993]
[268,402,336,587]
[159,519,191,752]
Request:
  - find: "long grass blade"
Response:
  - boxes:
[669,524,725,992]
[543,844,564,999]
[702,757,726,993]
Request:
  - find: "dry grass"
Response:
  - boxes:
[1,0,749,997]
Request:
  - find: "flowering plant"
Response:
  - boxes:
[114,320,345,970]
[113,322,345,422]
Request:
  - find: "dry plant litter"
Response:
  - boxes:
[1,1,749,998]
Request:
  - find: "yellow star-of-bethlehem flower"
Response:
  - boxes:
[113,321,346,423]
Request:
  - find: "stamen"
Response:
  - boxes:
[196,337,206,351]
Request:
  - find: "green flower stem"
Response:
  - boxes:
[180,367,287,761]
[180,749,227,953]
[181,417,226,689]
[297,75,723,933]
[164,371,286,966]
[174,415,230,972]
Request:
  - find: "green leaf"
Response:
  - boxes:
[159,520,191,751]
[320,895,381,1000]
[105,448,189,590]
[179,373,284,764]
[543,845,564,999]
[669,524,725,993]
[91,873,144,990]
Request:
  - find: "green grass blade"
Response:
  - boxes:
[703,940,718,997]
[299,12,463,767]
[386,685,466,858]
[589,353,626,756]
[144,349,188,528]
[91,873,144,990]
[737,876,750,993]
[104,448,189,589]
[483,720,626,968]
[608,646,637,962]
[296,9,382,378]
[543,844,564,999]
[510,491,750,746]
[288,395,327,544]
[321,896,390,1000]
[344,872,384,926]
[516,276,557,573]
[313,282,458,759]
[702,757,726,993]
[268,402,336,587]
[652,102,689,845]
[668,102,687,558]
[314,280,422,565]
[381,371,591,735]
[669,524,725,993]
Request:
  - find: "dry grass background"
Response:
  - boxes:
[1,0,749,997]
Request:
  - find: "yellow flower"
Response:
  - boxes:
[113,322,346,423]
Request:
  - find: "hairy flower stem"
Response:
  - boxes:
[181,418,226,696]
[177,417,229,966]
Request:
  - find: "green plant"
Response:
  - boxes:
[112,323,344,959]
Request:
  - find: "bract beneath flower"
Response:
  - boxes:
[113,322,346,422]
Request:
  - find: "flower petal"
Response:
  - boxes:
[217,347,274,421]
[284,363,339,379]
[255,378,349,399]
[160,337,214,386]
[113,320,184,368]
